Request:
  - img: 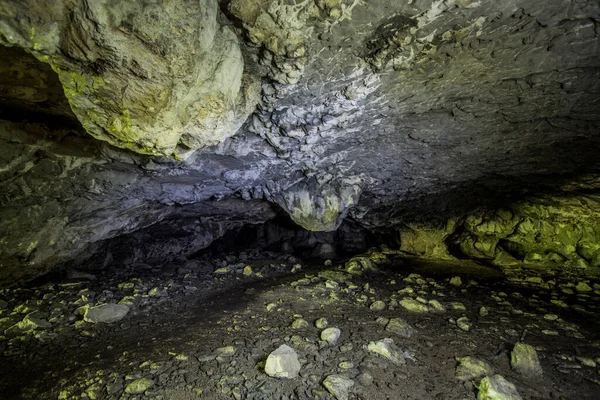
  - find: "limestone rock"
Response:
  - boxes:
[455,356,494,381]
[0,0,259,157]
[510,342,543,376]
[478,375,522,400]
[291,318,310,329]
[264,345,301,379]
[456,317,472,331]
[366,338,406,366]
[274,178,362,231]
[322,375,354,400]
[369,300,386,311]
[399,299,429,313]
[124,378,154,394]
[83,304,130,324]
[321,327,341,345]
[385,318,415,338]
[315,318,329,329]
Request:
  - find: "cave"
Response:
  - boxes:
[1,1,600,399]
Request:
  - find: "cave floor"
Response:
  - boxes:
[1,252,600,400]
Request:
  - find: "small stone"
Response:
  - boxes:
[357,372,373,386]
[215,346,236,356]
[455,356,494,381]
[385,318,415,338]
[243,266,253,276]
[366,338,406,365]
[479,306,489,317]
[291,319,310,329]
[322,375,354,400]
[456,317,471,331]
[452,302,467,311]
[264,344,301,379]
[575,356,596,368]
[315,317,329,329]
[428,299,445,312]
[124,378,154,394]
[450,276,463,287]
[576,282,592,292]
[543,314,559,321]
[399,299,429,313]
[83,304,130,324]
[321,327,341,345]
[369,300,386,311]
[214,267,230,274]
[376,317,390,326]
[510,342,542,376]
[338,361,354,369]
[478,375,522,400]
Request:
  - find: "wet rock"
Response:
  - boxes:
[83,304,130,324]
[264,345,301,379]
[455,356,494,381]
[124,377,154,394]
[478,375,522,400]
[385,318,416,338]
[321,327,341,345]
[510,342,543,376]
[322,375,354,400]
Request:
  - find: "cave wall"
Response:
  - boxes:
[0,0,599,285]
[398,179,600,270]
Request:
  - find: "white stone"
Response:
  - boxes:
[264,345,301,379]
[323,375,354,400]
[366,338,406,365]
[83,304,130,323]
[321,327,341,345]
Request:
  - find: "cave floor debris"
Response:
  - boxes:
[1,251,600,399]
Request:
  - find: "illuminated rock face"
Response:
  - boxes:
[0,0,259,157]
[1,0,600,284]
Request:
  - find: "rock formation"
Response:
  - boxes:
[0,0,599,285]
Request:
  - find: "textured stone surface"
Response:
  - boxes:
[264,344,301,379]
[0,0,259,156]
[0,0,599,284]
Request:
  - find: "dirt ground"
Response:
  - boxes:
[1,249,599,400]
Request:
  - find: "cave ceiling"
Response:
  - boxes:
[0,0,599,284]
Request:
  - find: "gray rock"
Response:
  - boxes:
[320,327,341,345]
[478,375,522,400]
[322,375,354,400]
[385,318,415,338]
[366,338,407,366]
[83,304,130,324]
[510,342,543,376]
[455,356,494,382]
[264,345,301,379]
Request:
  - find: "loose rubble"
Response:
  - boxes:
[1,249,599,399]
